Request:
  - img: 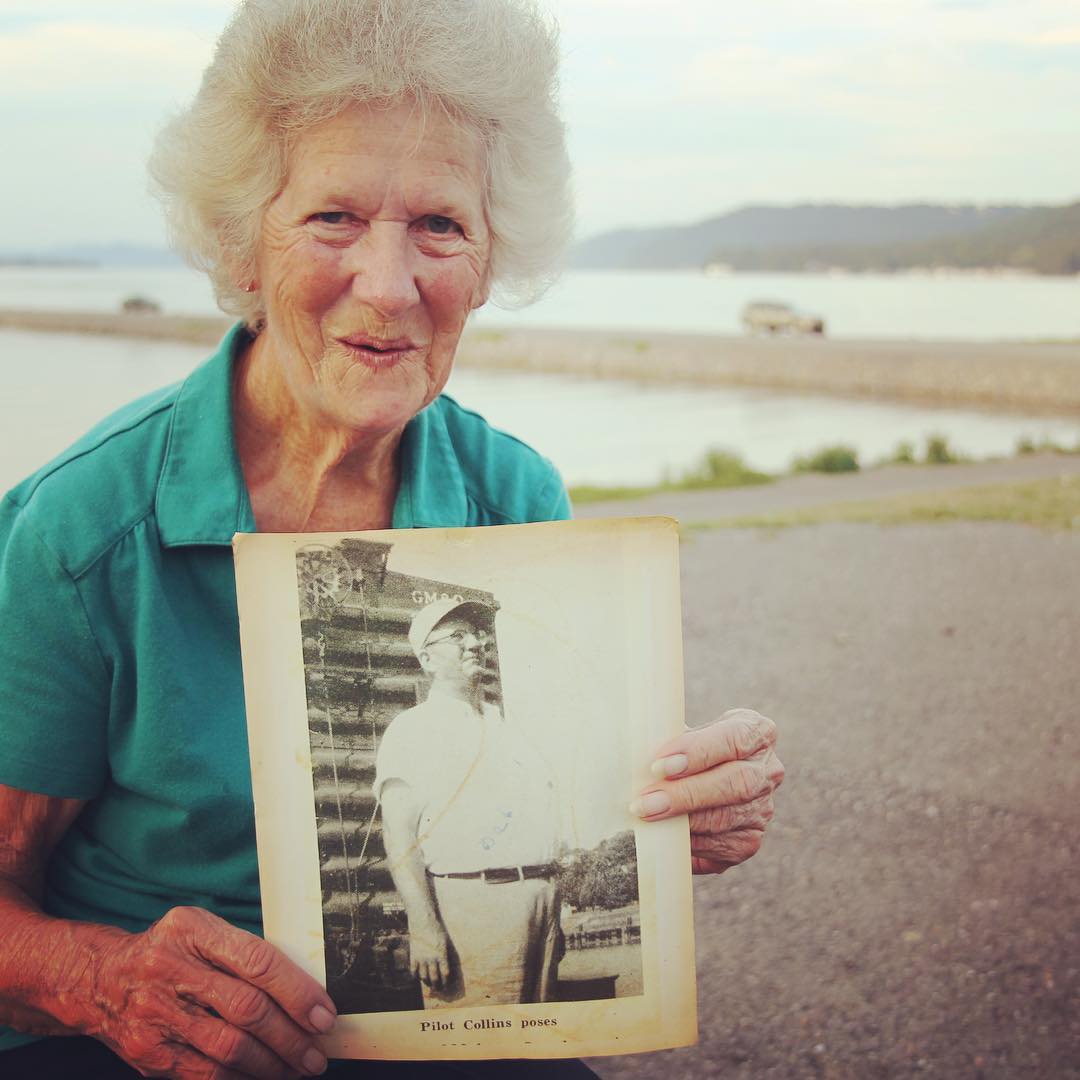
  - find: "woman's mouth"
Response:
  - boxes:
[338,335,418,368]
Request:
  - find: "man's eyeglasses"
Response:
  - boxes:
[424,628,490,648]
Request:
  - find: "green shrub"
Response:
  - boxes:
[680,449,771,488]
[923,434,960,464]
[792,444,860,473]
[569,447,771,504]
[1017,435,1080,456]
[889,440,916,464]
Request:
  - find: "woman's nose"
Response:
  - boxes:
[348,226,420,319]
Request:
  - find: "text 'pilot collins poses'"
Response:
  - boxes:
[375,599,563,1008]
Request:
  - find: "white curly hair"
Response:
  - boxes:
[149,0,573,328]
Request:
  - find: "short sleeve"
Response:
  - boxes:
[0,496,110,798]
[373,713,419,800]
[532,462,572,523]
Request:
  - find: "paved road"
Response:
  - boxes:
[581,467,1079,1078]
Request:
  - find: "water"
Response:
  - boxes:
[448,369,1078,485]
[2,264,1079,342]
[477,269,1080,343]
[0,266,220,320]
[2,329,1076,494]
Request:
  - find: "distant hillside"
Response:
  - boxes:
[793,202,1080,276]
[570,203,1080,275]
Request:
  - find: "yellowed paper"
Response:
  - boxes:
[233,517,696,1059]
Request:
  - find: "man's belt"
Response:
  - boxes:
[429,863,559,884]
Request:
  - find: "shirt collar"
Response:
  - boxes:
[156,323,256,547]
[392,396,468,529]
[157,323,469,544]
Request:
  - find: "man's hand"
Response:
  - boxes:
[630,708,784,874]
[407,919,452,992]
[80,905,336,1079]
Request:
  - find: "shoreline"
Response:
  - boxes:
[2,307,1079,414]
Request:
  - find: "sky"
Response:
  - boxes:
[1,0,1079,251]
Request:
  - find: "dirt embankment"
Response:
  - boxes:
[2,308,1079,413]
[457,327,1080,414]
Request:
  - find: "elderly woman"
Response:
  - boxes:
[0,1,783,1078]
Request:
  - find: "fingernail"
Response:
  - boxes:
[629,791,672,818]
[309,1004,336,1033]
[303,1047,328,1075]
[651,753,688,779]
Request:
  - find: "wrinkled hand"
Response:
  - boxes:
[631,708,784,874]
[84,905,336,1079]
[408,920,452,991]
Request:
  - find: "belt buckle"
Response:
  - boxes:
[483,866,522,884]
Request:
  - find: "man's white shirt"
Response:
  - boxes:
[374,689,560,874]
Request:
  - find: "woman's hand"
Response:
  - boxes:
[631,708,784,874]
[1,785,337,1078]
[83,905,336,1079]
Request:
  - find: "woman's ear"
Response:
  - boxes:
[219,228,259,293]
[470,263,492,311]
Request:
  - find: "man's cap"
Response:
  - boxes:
[407,598,495,658]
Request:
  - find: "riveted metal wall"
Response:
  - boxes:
[296,537,500,1013]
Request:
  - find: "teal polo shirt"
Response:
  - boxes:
[0,324,568,1053]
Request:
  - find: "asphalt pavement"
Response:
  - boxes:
[581,461,1080,1079]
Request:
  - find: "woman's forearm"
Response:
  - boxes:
[0,878,127,1037]
[1,777,340,1076]
[0,781,127,1038]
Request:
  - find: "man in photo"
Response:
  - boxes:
[375,599,563,1008]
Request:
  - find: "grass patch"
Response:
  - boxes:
[1015,434,1080,456]
[924,433,962,464]
[686,476,1080,532]
[885,439,917,465]
[569,436,1080,507]
[875,434,968,467]
[568,483,660,504]
[679,449,771,489]
[793,444,860,473]
[569,447,771,505]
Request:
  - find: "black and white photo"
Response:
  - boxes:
[235,518,695,1059]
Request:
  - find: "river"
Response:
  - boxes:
[1,328,1076,493]
[2,265,1079,342]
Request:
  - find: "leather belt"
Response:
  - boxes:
[429,863,559,884]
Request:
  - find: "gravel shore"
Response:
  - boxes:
[459,326,1080,415]
[2,308,1078,413]
[579,464,1080,1077]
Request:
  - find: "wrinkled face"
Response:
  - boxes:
[254,100,491,438]
[420,616,489,686]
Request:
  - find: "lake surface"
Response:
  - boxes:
[2,264,1079,342]
[2,329,1076,493]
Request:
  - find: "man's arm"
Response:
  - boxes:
[379,781,451,990]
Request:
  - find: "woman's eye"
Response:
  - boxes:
[423,215,462,236]
[312,211,350,225]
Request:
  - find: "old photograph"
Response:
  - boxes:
[297,536,645,1014]
[235,518,695,1059]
